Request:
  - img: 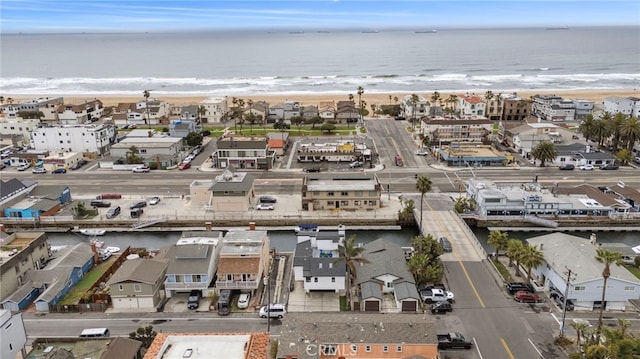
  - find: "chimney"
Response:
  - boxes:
[249,222,256,231]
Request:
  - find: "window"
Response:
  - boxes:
[574,286,586,291]
[118,284,124,291]
[383,345,389,352]
[624,286,635,291]
[314,277,318,283]
[351,345,357,353]
[327,192,335,197]
[396,345,403,352]
[331,277,335,283]
[341,191,348,196]
[226,274,232,281]
[354,200,360,205]
[134,284,141,292]
[305,277,311,282]
[365,345,371,352]
[340,201,348,206]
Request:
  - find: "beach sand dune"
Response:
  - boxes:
[10,90,638,108]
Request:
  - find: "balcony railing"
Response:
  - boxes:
[216,280,259,289]
[164,282,208,290]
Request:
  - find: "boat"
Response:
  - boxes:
[104,246,121,254]
[416,29,438,33]
[80,229,106,236]
[295,224,319,233]
[89,238,104,248]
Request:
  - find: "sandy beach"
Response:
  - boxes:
[10,89,638,108]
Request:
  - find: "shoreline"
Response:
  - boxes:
[7,89,638,108]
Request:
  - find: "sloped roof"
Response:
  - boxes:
[609,184,640,203]
[102,337,142,359]
[360,281,382,300]
[394,281,420,300]
[107,258,167,286]
[356,239,414,285]
[0,178,28,199]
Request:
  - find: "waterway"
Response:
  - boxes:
[45,226,639,254]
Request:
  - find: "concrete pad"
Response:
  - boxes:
[287,281,340,312]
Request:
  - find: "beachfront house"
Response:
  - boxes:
[527,233,640,311]
[215,230,271,295]
[401,94,429,119]
[293,225,346,293]
[163,234,223,298]
[0,97,63,123]
[213,135,275,170]
[0,232,51,311]
[301,173,382,211]
[603,96,640,118]
[356,239,421,312]
[30,124,116,155]
[277,313,439,359]
[198,97,229,123]
[420,116,492,146]
[499,94,531,121]
[335,100,358,124]
[457,94,486,116]
[318,101,336,120]
[301,105,319,120]
[107,258,168,310]
[55,99,104,125]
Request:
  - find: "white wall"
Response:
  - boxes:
[0,310,26,359]
[303,276,345,292]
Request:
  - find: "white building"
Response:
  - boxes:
[528,233,640,311]
[0,118,40,146]
[56,99,105,124]
[457,94,486,116]
[0,310,27,359]
[293,225,346,293]
[109,136,184,162]
[603,96,640,118]
[401,94,429,119]
[199,97,229,123]
[0,97,64,122]
[30,124,116,155]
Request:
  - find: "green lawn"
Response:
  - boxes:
[492,259,513,283]
[625,265,640,280]
[59,261,110,305]
[339,296,349,311]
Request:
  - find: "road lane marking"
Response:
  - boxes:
[500,337,516,359]
[528,338,544,358]
[473,337,484,359]
[423,199,485,308]
[550,313,561,325]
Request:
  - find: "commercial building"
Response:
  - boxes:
[301,173,381,211]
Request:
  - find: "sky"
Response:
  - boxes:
[1,0,638,33]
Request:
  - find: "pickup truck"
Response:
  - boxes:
[420,288,455,303]
[437,332,473,349]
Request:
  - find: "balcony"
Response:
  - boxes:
[164,281,208,290]
[216,279,260,290]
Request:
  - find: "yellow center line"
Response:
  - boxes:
[423,199,485,308]
[500,338,516,359]
[390,138,401,157]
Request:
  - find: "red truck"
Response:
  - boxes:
[395,155,404,167]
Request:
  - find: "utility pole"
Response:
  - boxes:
[560,267,576,337]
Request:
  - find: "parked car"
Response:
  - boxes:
[439,237,452,252]
[395,155,404,167]
[149,196,161,205]
[514,290,541,303]
[437,332,473,350]
[349,161,363,168]
[17,163,31,171]
[395,116,405,121]
[52,168,67,174]
[129,200,147,209]
[550,289,575,311]
[579,164,594,171]
[71,159,87,170]
[178,163,191,170]
[201,130,211,137]
[415,149,429,156]
[132,166,150,173]
[182,155,194,164]
[506,282,534,294]
[559,164,575,170]
[431,301,453,314]
[187,290,201,310]
[304,167,321,173]
[635,156,640,164]
[90,200,111,208]
[130,208,144,218]
[106,206,121,219]
[32,167,47,174]
[237,293,251,309]
[256,203,275,210]
[600,163,619,170]
[259,195,277,203]
[259,303,286,319]
[421,288,455,303]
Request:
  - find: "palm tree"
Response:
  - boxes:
[487,230,509,257]
[506,239,525,275]
[579,114,596,141]
[393,96,399,105]
[604,112,621,151]
[357,86,364,125]
[236,98,245,131]
[196,105,207,126]
[594,248,623,343]
[388,95,392,105]
[620,116,640,151]
[520,244,544,285]
[446,94,458,112]
[531,140,558,167]
[334,235,370,309]
[143,90,151,128]
[570,321,590,348]
[615,148,633,164]
[415,176,432,228]
[410,93,419,130]
[592,119,611,148]
[431,91,441,108]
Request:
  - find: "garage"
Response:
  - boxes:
[401,300,418,312]
[363,300,380,312]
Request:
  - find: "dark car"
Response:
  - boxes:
[71,159,87,170]
[506,282,534,294]
[201,130,211,137]
[550,289,575,311]
[52,168,67,174]
[601,163,619,170]
[439,237,452,252]
[187,290,201,310]
[559,164,575,170]
[90,200,111,208]
[259,195,277,203]
[431,301,453,314]
[304,167,321,173]
[129,200,147,209]
[514,290,541,303]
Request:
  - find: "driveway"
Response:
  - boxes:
[287,281,340,312]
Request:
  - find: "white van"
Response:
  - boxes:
[259,303,286,319]
[79,328,110,338]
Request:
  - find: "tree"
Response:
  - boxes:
[357,86,364,125]
[411,234,444,261]
[410,93,419,130]
[487,230,509,257]
[615,148,632,164]
[393,96,399,105]
[446,94,458,112]
[605,112,622,151]
[370,103,377,117]
[594,248,623,343]
[126,145,141,164]
[143,90,151,128]
[415,175,432,227]
[531,140,558,167]
[592,119,611,147]
[196,105,207,125]
[185,131,204,147]
[408,234,444,285]
[320,122,336,134]
[334,235,370,309]
[571,321,590,349]
[520,244,544,285]
[620,115,640,152]
[579,114,596,141]
[431,91,441,107]
[129,325,157,349]
[506,239,525,273]
[308,115,323,129]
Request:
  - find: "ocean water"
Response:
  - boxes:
[1,27,638,96]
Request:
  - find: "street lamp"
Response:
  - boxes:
[263,275,270,332]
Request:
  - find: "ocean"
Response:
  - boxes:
[1,26,638,97]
